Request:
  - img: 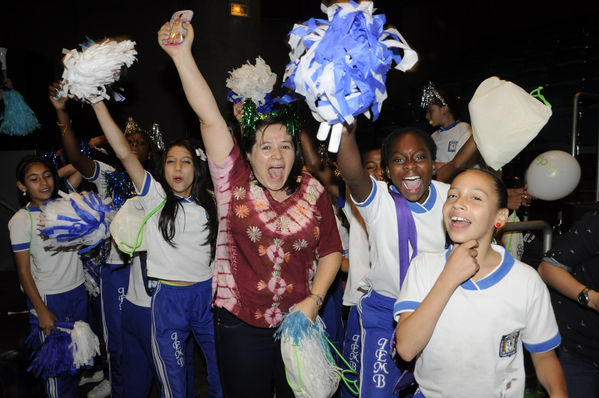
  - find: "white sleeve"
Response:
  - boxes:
[85,160,116,198]
[521,270,561,353]
[8,210,31,252]
[352,177,385,225]
[393,253,435,321]
[455,123,473,152]
[135,171,166,210]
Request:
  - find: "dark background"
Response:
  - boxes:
[1,0,599,237]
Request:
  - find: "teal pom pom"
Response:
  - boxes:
[0,89,41,136]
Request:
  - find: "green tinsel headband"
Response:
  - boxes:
[240,99,301,138]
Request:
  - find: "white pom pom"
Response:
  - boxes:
[69,321,100,369]
[226,57,277,107]
[60,39,137,103]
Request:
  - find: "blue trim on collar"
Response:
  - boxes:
[444,245,515,290]
[26,206,41,212]
[439,120,460,132]
[399,183,436,214]
[176,195,194,203]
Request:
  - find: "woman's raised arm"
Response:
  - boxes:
[157,21,233,163]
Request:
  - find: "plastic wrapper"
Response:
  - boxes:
[163,10,193,45]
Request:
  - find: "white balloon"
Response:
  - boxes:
[525,150,581,201]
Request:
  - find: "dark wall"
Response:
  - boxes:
[0,0,270,149]
[2,1,597,148]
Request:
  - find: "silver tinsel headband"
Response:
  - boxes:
[124,117,165,152]
[420,81,447,108]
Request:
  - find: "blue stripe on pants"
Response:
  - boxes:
[151,280,222,398]
[123,299,196,397]
[100,262,129,398]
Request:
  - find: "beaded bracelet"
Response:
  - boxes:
[309,292,323,309]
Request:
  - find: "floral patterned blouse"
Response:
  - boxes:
[208,145,342,328]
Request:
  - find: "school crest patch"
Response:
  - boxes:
[447,140,458,153]
[499,330,520,358]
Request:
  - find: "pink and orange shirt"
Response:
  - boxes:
[208,145,342,328]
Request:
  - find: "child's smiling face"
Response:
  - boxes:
[443,169,508,244]
[386,132,434,204]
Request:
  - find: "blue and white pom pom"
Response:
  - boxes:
[60,38,137,104]
[39,191,115,254]
[283,0,418,152]
[226,56,278,113]
[25,320,100,378]
[274,310,341,398]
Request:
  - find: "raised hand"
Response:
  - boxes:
[48,81,67,110]
[157,21,194,58]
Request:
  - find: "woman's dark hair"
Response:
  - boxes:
[239,114,304,195]
[380,127,437,174]
[15,155,61,206]
[155,139,218,253]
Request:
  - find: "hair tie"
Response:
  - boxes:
[195,147,207,161]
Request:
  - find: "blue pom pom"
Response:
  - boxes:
[104,170,135,210]
[24,327,42,353]
[27,329,76,378]
[283,1,417,130]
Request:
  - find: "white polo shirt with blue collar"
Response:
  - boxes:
[134,171,213,283]
[431,121,472,163]
[351,177,449,299]
[394,244,560,398]
[9,205,84,295]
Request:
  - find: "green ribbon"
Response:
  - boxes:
[241,99,300,138]
[529,86,551,107]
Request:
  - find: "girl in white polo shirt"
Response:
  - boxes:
[395,168,567,397]
[8,155,87,397]
[91,100,222,398]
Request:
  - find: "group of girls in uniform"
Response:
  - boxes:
[9,9,571,398]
